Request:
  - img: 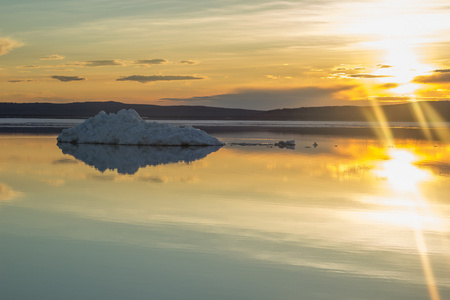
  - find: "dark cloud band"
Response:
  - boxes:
[8,79,33,83]
[51,75,85,82]
[134,59,167,65]
[116,75,203,83]
[350,74,392,78]
[433,69,450,73]
[413,73,450,84]
[84,60,122,67]
[377,83,398,89]
[162,86,357,110]
[180,60,197,65]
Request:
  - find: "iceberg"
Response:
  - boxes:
[58,143,221,174]
[57,109,223,146]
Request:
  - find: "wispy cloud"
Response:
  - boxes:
[0,37,23,56]
[334,65,366,71]
[44,1,350,56]
[377,64,392,69]
[19,60,123,69]
[162,85,357,109]
[19,65,55,69]
[180,60,198,65]
[350,74,392,79]
[0,183,23,202]
[433,69,450,73]
[116,75,203,83]
[377,83,399,89]
[41,54,65,60]
[8,79,34,83]
[84,60,122,67]
[51,75,85,82]
[372,96,411,102]
[413,72,450,83]
[134,59,167,65]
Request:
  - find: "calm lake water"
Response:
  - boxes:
[1,129,450,299]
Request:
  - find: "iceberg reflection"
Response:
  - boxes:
[57,143,221,174]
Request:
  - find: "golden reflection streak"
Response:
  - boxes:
[377,149,440,300]
[413,213,441,300]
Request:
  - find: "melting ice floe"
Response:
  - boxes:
[58,143,221,174]
[57,109,223,146]
[274,140,296,148]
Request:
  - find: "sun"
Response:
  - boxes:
[372,39,433,96]
[341,0,442,98]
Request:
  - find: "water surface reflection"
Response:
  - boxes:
[57,142,221,174]
[1,135,450,300]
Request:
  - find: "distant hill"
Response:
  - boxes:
[252,101,450,122]
[0,101,261,120]
[1,101,450,122]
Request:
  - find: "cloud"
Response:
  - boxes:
[433,69,450,73]
[333,65,366,72]
[116,75,203,83]
[372,96,411,102]
[377,64,392,69]
[162,85,357,110]
[180,60,198,65]
[18,64,75,70]
[134,59,167,65]
[0,183,23,203]
[413,72,450,84]
[84,60,122,67]
[19,65,51,69]
[0,38,23,56]
[377,83,399,89]
[41,54,65,60]
[53,158,78,165]
[0,93,82,103]
[350,74,392,78]
[8,79,34,83]
[51,75,85,82]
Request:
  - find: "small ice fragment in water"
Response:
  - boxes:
[275,140,295,149]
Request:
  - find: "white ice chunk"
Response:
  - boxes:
[57,109,223,146]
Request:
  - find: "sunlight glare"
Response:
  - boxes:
[376,149,431,192]
[374,39,434,97]
[373,148,441,300]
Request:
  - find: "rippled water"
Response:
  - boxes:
[1,132,450,299]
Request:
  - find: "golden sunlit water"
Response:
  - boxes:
[1,132,450,299]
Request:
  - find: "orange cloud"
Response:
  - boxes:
[0,37,23,56]
[413,72,450,84]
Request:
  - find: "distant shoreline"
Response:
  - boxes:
[1,100,450,122]
[0,124,446,141]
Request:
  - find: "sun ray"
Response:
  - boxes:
[366,102,394,147]
[375,149,441,300]
[418,102,450,142]
[410,100,434,141]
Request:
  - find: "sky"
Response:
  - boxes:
[1,0,450,109]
